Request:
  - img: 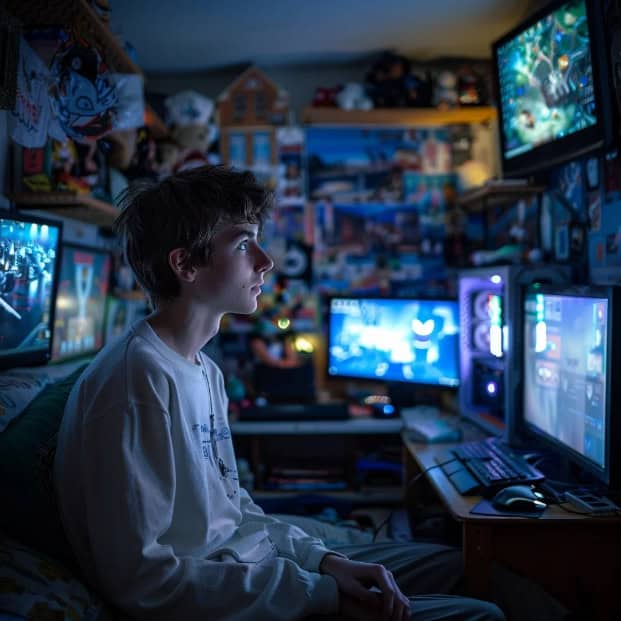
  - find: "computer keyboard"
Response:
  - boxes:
[436,437,545,496]
[238,402,349,422]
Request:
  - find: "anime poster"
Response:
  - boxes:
[306,127,451,203]
[313,202,447,297]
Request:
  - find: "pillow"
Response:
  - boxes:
[0,534,103,621]
[0,365,87,566]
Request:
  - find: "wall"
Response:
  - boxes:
[146,59,377,123]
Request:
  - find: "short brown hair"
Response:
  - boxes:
[114,165,273,307]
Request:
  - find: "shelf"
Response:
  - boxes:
[252,486,404,504]
[7,192,118,228]
[302,106,497,127]
[457,182,546,211]
[6,0,142,75]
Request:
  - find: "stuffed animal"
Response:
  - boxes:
[365,52,411,108]
[164,90,216,172]
[336,83,373,110]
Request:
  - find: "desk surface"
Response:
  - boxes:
[231,416,403,435]
[402,433,619,523]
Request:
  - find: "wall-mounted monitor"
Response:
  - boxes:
[52,243,112,362]
[326,296,460,388]
[492,0,615,179]
[0,212,62,371]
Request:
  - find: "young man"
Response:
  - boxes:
[54,166,504,621]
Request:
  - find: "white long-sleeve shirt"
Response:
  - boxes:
[54,319,340,620]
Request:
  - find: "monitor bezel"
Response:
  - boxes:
[491,0,615,180]
[51,241,112,363]
[0,210,63,371]
[519,283,621,488]
[325,294,460,389]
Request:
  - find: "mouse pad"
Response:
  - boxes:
[470,499,545,519]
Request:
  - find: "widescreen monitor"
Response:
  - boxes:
[492,0,614,178]
[0,212,62,370]
[521,284,621,487]
[327,297,459,387]
[52,243,112,362]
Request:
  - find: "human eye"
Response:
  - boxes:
[237,239,249,251]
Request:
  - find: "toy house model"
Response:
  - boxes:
[217,66,289,170]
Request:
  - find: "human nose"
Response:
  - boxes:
[256,245,274,273]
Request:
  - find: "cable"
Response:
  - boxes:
[371,459,457,542]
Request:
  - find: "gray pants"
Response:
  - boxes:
[308,541,505,621]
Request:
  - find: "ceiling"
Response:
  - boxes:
[110,0,544,74]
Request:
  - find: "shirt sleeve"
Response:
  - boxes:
[76,402,339,621]
[238,488,348,572]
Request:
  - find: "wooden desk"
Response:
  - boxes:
[402,434,621,619]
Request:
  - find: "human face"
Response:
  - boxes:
[193,222,273,315]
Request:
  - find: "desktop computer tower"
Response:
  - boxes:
[458,264,571,442]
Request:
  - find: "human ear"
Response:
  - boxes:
[168,248,197,282]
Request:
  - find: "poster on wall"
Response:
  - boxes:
[306,127,451,203]
[276,126,306,206]
[313,201,447,298]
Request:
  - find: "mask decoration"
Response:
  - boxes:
[50,36,117,141]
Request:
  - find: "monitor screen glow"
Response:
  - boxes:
[523,291,607,469]
[327,297,460,387]
[52,244,111,362]
[0,214,62,369]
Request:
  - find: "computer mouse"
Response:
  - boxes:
[492,485,547,513]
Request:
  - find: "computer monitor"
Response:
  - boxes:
[520,284,621,489]
[0,212,62,371]
[492,0,615,179]
[326,296,460,390]
[52,243,112,362]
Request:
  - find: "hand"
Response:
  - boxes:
[319,555,410,621]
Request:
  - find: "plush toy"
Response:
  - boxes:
[405,66,433,107]
[164,90,216,173]
[311,86,339,107]
[433,70,459,109]
[365,52,411,108]
[335,83,373,110]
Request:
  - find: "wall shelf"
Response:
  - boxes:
[5,0,142,75]
[7,192,118,228]
[302,106,497,127]
[457,182,546,212]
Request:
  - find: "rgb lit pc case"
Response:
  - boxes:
[458,264,570,440]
